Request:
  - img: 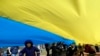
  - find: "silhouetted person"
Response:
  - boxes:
[95,44,99,52]
[51,43,58,56]
[62,44,67,56]
[7,49,11,56]
[78,43,84,56]
[56,42,64,56]
[45,43,50,56]
[67,44,77,56]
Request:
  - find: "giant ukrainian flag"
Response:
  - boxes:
[0,0,100,46]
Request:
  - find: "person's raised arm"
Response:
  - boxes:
[35,47,40,56]
[19,48,25,56]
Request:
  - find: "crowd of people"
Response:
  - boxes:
[0,40,40,56]
[45,42,100,56]
[0,40,100,56]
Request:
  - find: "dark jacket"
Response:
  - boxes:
[51,46,59,56]
[95,46,99,52]
[67,46,77,56]
[19,40,40,56]
[19,46,40,56]
[45,43,50,56]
